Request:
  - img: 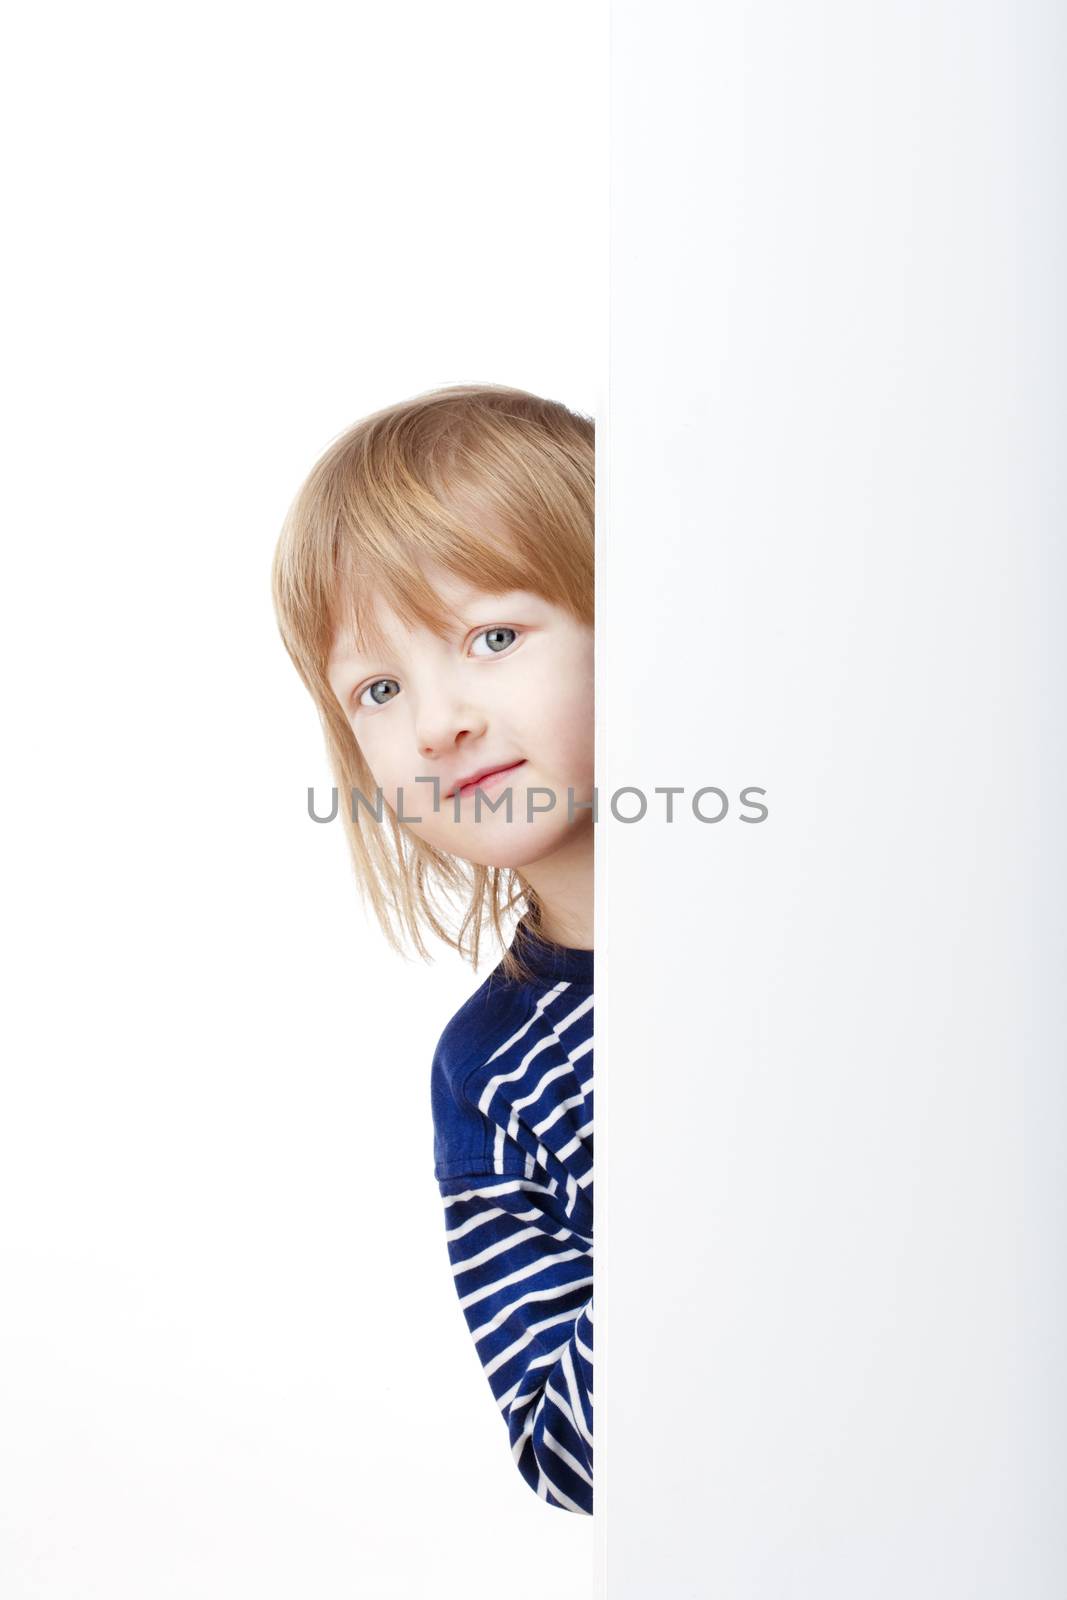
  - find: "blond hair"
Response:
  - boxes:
[271,382,595,983]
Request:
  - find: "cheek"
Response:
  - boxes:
[526,640,594,729]
[546,675,596,775]
[351,722,397,789]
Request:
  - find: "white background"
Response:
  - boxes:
[602,1,1065,1595]
[1,4,604,1594]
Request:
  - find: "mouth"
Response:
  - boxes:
[448,759,527,800]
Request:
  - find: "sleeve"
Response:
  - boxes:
[437,1169,594,1514]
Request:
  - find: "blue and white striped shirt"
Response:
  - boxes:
[431,918,594,1514]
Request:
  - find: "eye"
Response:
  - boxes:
[471,625,519,657]
[349,626,519,712]
[355,677,400,710]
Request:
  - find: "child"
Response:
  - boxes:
[270,384,595,1514]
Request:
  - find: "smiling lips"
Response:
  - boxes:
[448,759,527,800]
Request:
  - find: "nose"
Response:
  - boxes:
[414,680,487,762]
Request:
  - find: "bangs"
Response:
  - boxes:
[331,482,556,665]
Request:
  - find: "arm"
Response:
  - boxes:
[437,1171,594,1514]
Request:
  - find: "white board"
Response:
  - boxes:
[598,3,1066,1593]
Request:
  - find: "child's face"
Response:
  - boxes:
[327,563,594,871]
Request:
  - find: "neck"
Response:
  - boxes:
[518,817,595,950]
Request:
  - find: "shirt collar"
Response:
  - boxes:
[508,915,594,986]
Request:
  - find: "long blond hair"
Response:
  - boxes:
[271,382,594,983]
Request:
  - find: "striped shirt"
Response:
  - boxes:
[430,918,594,1514]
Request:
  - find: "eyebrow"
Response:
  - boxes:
[330,589,539,675]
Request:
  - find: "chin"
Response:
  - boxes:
[451,818,584,873]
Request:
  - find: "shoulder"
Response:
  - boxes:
[430,966,533,1108]
[430,964,591,1180]
[432,962,592,1095]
